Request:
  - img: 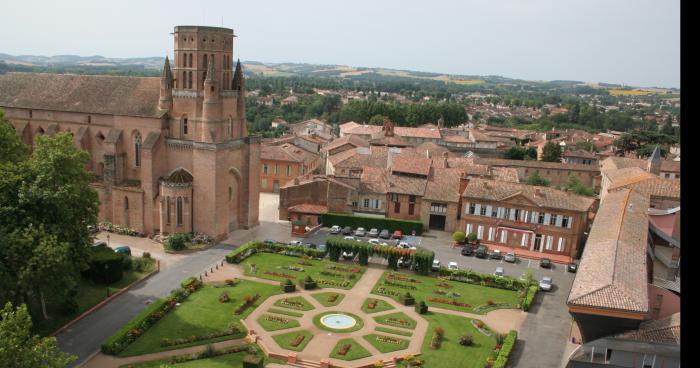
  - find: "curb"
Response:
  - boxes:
[49,261,161,337]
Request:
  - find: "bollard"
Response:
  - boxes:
[216,264,219,270]
[199,274,202,281]
[205,270,208,276]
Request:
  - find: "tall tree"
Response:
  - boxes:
[541,141,563,162]
[0,110,28,165]
[527,172,550,187]
[567,176,594,197]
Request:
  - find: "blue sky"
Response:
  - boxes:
[1,0,680,88]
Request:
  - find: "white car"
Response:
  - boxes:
[288,240,303,246]
[343,236,356,241]
[368,239,383,245]
[432,260,441,271]
[329,225,341,234]
[342,251,355,260]
[448,262,459,270]
[539,276,553,291]
[398,242,411,249]
[494,267,504,277]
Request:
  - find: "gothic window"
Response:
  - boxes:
[176,197,183,226]
[188,53,192,68]
[229,187,232,201]
[166,197,171,225]
[124,196,129,210]
[134,132,142,167]
[182,116,188,135]
[188,71,192,89]
[181,53,186,68]
[203,54,208,70]
[228,116,233,138]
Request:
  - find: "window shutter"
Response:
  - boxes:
[466,224,472,234]
[500,230,507,243]
[555,215,563,227]
[488,227,494,241]
[465,202,471,214]
[521,233,529,247]
[509,209,516,221]
[546,236,553,250]
[477,225,484,239]
[486,205,493,215]
[568,217,573,228]
[531,211,538,224]
[557,237,565,252]
[544,213,551,225]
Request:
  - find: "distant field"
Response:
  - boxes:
[609,89,653,96]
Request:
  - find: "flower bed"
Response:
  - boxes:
[384,280,417,290]
[282,265,305,272]
[159,343,254,366]
[375,287,402,297]
[470,319,492,336]
[279,298,305,309]
[317,279,350,288]
[101,278,203,354]
[327,265,362,273]
[298,260,313,266]
[290,334,306,347]
[337,343,352,356]
[376,335,403,345]
[384,318,411,327]
[492,330,517,368]
[99,221,141,237]
[328,294,339,303]
[473,302,515,313]
[234,294,261,315]
[427,297,471,308]
[367,299,378,309]
[264,271,296,279]
[159,324,240,347]
[435,282,451,289]
[387,273,420,283]
[265,315,290,324]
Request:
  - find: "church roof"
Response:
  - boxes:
[164,168,193,184]
[0,72,164,118]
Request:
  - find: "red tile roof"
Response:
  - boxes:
[288,203,328,215]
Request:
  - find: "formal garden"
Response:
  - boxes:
[98,239,525,368]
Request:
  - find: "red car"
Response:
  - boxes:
[392,230,403,239]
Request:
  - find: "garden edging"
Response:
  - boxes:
[49,262,160,337]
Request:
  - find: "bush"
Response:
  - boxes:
[321,212,423,235]
[225,240,325,264]
[452,231,466,243]
[466,232,477,243]
[282,278,296,293]
[243,354,264,368]
[400,292,415,306]
[219,291,230,303]
[415,301,428,314]
[166,233,190,251]
[302,275,317,290]
[132,256,155,273]
[493,330,517,368]
[459,334,474,346]
[83,246,124,284]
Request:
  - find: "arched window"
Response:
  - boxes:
[182,116,188,135]
[203,54,208,69]
[124,196,129,210]
[166,197,171,225]
[228,187,232,201]
[134,132,142,167]
[228,116,233,138]
[181,53,185,68]
[176,197,183,226]
[188,53,192,68]
[182,71,186,88]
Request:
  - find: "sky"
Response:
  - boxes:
[1,0,680,88]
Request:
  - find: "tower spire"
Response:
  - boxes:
[232,59,243,90]
[158,55,173,111]
[161,56,173,86]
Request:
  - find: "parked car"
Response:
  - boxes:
[318,244,327,252]
[540,258,552,269]
[342,251,355,260]
[475,245,488,259]
[113,245,131,255]
[432,260,441,271]
[329,225,341,234]
[448,261,459,270]
[304,243,317,249]
[398,257,412,268]
[342,226,353,235]
[539,276,553,291]
[368,228,379,237]
[93,240,108,247]
[504,252,516,263]
[392,230,403,239]
[88,224,99,234]
[263,239,277,244]
[567,262,578,273]
[494,267,504,277]
[288,240,303,247]
[354,227,367,237]
[461,246,473,256]
[379,229,391,239]
[489,249,502,260]
[343,236,356,241]
[397,241,411,249]
[368,238,381,245]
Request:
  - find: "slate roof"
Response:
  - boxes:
[567,189,649,314]
[462,178,595,212]
[0,72,163,118]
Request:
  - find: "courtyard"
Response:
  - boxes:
[89,247,526,368]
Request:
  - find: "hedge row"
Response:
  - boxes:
[493,330,517,368]
[437,268,530,292]
[101,278,203,354]
[321,213,424,235]
[162,343,256,366]
[521,285,539,311]
[325,237,434,275]
[225,240,326,264]
[83,246,125,284]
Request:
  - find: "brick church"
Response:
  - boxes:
[0,26,261,240]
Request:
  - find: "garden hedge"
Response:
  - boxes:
[243,354,264,368]
[437,267,529,291]
[521,285,539,311]
[325,237,434,275]
[83,246,125,284]
[493,330,518,368]
[225,240,326,264]
[321,213,423,235]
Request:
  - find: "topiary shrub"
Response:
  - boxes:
[242,354,264,368]
[166,233,190,251]
[452,231,466,243]
[83,246,125,284]
[466,232,477,244]
[400,292,415,306]
[302,275,317,290]
[459,334,474,346]
[282,278,296,292]
[415,300,428,314]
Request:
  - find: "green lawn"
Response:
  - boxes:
[34,262,156,336]
[363,334,410,353]
[118,280,280,356]
[257,314,301,332]
[375,326,413,337]
[268,308,304,317]
[273,296,315,311]
[371,270,520,314]
[404,312,497,368]
[121,351,260,368]
[313,311,365,333]
[272,330,314,352]
[311,292,345,307]
[330,338,372,361]
[242,253,365,289]
[361,298,395,314]
[373,312,416,330]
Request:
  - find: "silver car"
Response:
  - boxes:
[354,227,366,237]
[368,228,379,237]
[504,252,516,263]
[539,276,553,291]
[494,267,504,277]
